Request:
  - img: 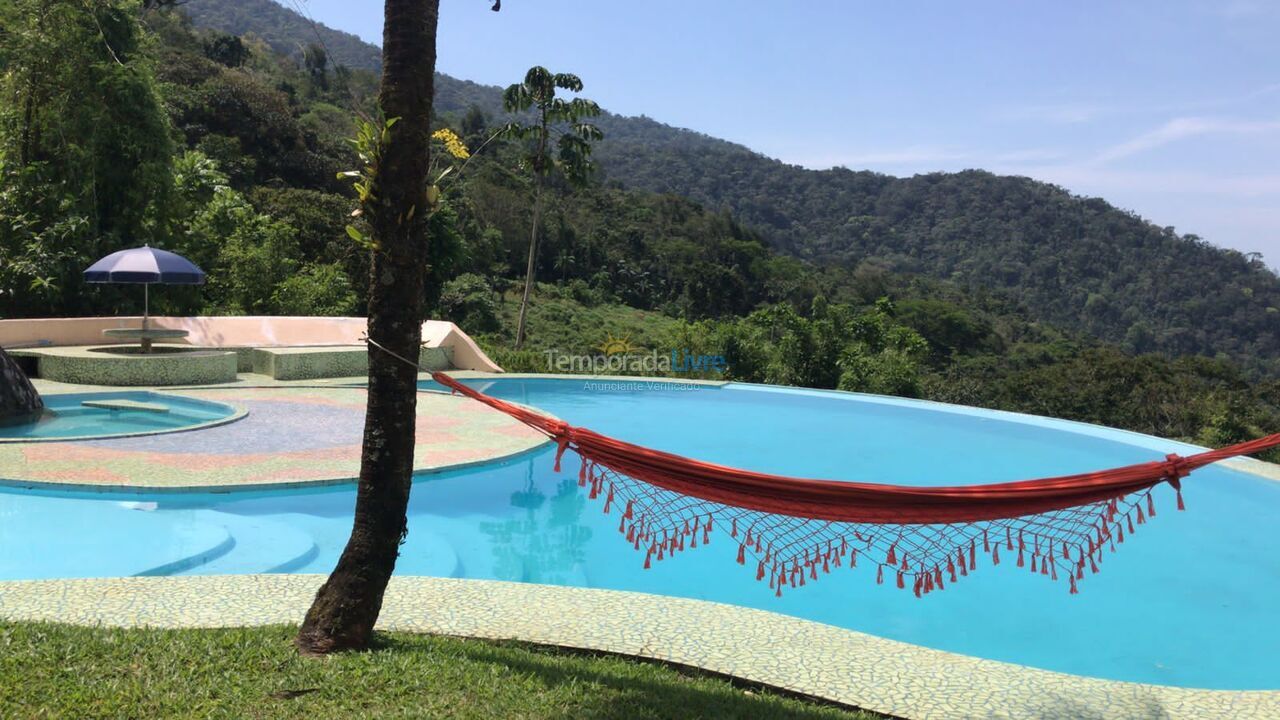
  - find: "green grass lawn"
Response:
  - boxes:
[0,622,878,719]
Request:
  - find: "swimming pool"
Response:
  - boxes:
[0,391,239,441]
[1,378,1276,689]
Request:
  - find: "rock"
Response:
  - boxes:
[0,347,43,421]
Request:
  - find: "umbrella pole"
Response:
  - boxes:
[142,284,150,353]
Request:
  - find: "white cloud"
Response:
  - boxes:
[1088,116,1280,165]
[1213,0,1278,19]
[993,103,1108,125]
[993,164,1280,199]
[797,146,971,169]
[989,147,1069,164]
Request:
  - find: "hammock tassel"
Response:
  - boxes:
[553,438,569,472]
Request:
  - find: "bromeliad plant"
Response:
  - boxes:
[338,121,478,251]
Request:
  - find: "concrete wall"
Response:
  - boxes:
[0,317,502,372]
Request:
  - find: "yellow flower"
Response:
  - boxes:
[432,128,470,160]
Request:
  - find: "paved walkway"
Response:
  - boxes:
[0,575,1274,720]
[0,385,548,490]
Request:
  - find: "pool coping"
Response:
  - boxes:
[0,574,1273,720]
[0,391,249,444]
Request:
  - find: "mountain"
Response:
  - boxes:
[181,0,1280,377]
[181,0,381,71]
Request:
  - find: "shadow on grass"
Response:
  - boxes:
[370,632,887,720]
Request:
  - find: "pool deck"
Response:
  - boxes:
[2,373,1278,719]
[1,377,549,491]
[0,575,1274,720]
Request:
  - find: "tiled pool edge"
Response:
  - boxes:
[0,575,1273,720]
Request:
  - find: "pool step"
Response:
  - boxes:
[172,512,319,576]
[387,527,461,578]
[0,501,233,581]
[81,399,170,413]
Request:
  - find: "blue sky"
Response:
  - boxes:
[293,0,1280,266]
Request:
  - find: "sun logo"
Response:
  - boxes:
[596,333,638,356]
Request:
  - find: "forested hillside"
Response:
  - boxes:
[180,0,381,70]
[596,136,1280,375]
[3,0,1279,457]
[180,0,1280,376]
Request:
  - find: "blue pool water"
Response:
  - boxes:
[0,392,236,440]
[1,378,1277,689]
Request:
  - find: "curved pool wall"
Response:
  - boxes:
[0,391,242,442]
[1,377,1277,690]
[33,346,240,386]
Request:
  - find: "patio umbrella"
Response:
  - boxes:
[83,245,206,331]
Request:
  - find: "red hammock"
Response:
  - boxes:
[431,372,1280,597]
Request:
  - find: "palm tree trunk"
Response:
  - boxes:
[514,179,542,349]
[295,0,438,655]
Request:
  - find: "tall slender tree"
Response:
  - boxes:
[295,0,441,654]
[500,67,602,349]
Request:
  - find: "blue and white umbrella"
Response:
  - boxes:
[84,245,206,329]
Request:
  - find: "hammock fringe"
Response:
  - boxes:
[426,370,1280,597]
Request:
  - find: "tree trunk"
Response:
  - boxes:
[514,180,542,349]
[295,0,439,655]
[0,348,43,422]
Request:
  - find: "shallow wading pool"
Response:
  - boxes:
[1,378,1276,689]
[0,392,239,441]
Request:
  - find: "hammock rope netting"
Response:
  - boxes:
[422,369,1280,598]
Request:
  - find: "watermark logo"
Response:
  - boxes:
[544,334,726,375]
[595,333,638,356]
